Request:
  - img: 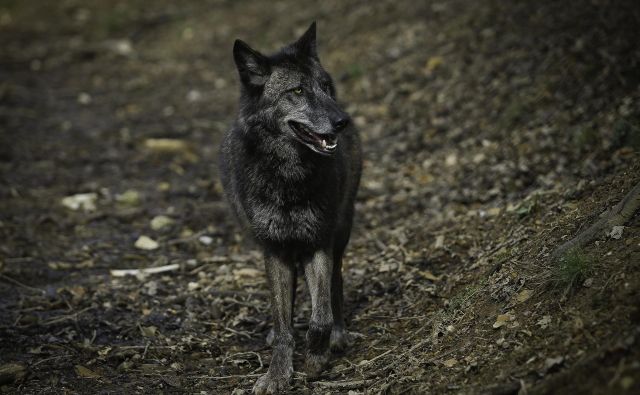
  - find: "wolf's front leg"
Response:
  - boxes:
[303,249,333,378]
[253,252,296,395]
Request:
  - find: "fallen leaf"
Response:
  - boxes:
[487,207,501,217]
[544,356,564,372]
[135,235,159,250]
[75,365,101,378]
[140,325,157,337]
[232,268,262,279]
[443,358,457,368]
[98,347,112,357]
[425,56,444,73]
[434,235,445,249]
[537,315,552,329]
[493,313,515,329]
[150,215,174,231]
[608,225,624,239]
[419,270,441,281]
[515,289,533,303]
[143,138,189,153]
[115,190,140,206]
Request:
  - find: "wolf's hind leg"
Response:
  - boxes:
[253,253,296,395]
[303,249,333,378]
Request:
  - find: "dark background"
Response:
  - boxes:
[1,0,639,393]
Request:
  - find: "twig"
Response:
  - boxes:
[314,379,371,389]
[167,230,207,245]
[210,289,269,298]
[40,307,93,326]
[0,274,45,295]
[110,263,180,277]
[31,354,70,367]
[223,326,254,339]
[201,373,263,381]
[141,341,151,360]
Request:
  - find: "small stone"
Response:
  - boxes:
[77,92,92,105]
[61,193,97,212]
[135,236,159,250]
[150,215,174,231]
[198,235,213,245]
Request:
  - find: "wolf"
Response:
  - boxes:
[219,22,362,394]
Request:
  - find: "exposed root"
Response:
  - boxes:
[552,180,640,260]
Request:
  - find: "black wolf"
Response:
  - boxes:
[219,22,362,394]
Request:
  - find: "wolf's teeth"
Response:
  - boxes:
[322,139,327,149]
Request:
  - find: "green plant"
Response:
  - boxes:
[552,248,594,290]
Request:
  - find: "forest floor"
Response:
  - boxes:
[1,0,639,394]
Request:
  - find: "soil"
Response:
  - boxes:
[1,0,639,394]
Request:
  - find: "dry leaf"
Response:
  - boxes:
[233,268,262,279]
[420,270,441,281]
[515,289,533,303]
[493,313,514,329]
[537,315,552,329]
[140,325,157,337]
[443,358,457,368]
[75,365,101,378]
[434,235,445,249]
[608,225,624,239]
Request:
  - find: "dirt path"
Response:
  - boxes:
[1,0,639,393]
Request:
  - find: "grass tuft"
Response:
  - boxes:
[552,249,594,290]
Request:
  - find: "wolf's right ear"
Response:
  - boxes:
[233,40,270,87]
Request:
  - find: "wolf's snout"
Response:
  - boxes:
[332,116,350,132]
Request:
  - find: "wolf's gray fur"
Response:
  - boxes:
[219,22,362,394]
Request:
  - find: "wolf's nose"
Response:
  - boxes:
[333,117,349,132]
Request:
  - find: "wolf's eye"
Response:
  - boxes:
[293,87,303,95]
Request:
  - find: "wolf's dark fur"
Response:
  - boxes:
[219,23,362,394]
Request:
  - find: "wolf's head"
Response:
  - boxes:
[233,22,349,156]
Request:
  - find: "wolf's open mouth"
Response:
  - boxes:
[288,121,337,155]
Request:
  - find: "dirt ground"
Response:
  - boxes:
[1,0,639,394]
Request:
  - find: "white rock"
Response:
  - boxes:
[135,235,159,250]
[198,235,213,245]
[61,193,97,212]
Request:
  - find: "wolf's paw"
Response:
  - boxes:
[330,327,351,353]
[253,371,291,395]
[304,352,329,379]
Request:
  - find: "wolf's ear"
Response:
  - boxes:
[233,39,270,87]
[294,22,317,59]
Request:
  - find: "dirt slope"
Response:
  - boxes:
[1,0,639,394]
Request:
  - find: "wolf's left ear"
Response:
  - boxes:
[233,39,270,87]
[294,22,318,59]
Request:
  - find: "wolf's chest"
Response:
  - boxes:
[247,199,324,243]
[242,175,333,245]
